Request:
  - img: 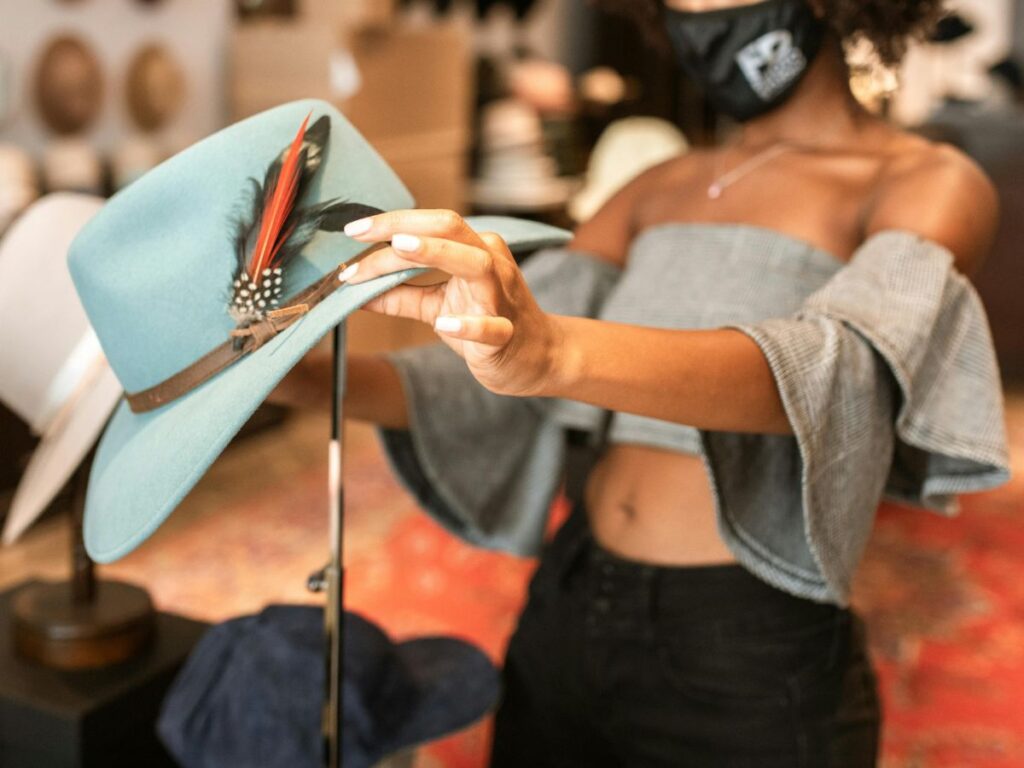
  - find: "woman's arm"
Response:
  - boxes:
[541,319,791,434]
[270,318,787,434]
[338,208,791,435]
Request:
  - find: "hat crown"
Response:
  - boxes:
[0,193,106,431]
[68,101,413,396]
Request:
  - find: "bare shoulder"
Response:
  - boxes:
[865,132,999,276]
[568,153,694,268]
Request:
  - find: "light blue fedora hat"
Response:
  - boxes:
[69,99,570,563]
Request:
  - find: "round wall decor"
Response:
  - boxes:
[126,43,186,132]
[34,35,103,135]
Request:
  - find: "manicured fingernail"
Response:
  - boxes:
[344,217,372,237]
[392,233,420,252]
[434,316,462,333]
[338,263,359,282]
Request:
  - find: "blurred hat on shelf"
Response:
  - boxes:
[0,144,39,232]
[34,35,104,136]
[126,43,187,133]
[508,58,574,115]
[0,193,121,545]
[578,66,629,107]
[569,116,688,224]
[471,98,578,212]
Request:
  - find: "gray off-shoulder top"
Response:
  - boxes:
[375,223,1011,605]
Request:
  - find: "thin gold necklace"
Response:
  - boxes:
[707,141,799,200]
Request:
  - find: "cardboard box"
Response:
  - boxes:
[337,21,475,353]
[300,0,395,29]
[340,21,472,212]
[229,20,336,121]
[340,21,473,150]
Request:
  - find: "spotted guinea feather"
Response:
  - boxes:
[228,115,388,325]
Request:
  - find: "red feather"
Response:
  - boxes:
[247,112,311,280]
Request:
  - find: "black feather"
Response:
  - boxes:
[298,115,330,178]
[263,114,329,206]
[275,202,385,267]
[233,177,264,277]
[316,202,384,232]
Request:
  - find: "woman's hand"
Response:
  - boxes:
[339,209,563,397]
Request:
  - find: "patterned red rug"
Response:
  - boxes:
[98,398,1024,768]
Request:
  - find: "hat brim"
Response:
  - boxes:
[83,216,570,563]
[2,362,121,544]
[383,636,500,757]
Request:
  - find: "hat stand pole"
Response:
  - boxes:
[11,446,156,669]
[324,323,347,768]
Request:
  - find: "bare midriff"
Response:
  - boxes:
[583,443,738,566]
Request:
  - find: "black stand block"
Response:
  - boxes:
[0,580,209,767]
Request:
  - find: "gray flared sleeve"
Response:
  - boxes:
[699,230,1011,604]
[375,247,622,556]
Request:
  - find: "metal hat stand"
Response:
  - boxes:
[307,324,348,768]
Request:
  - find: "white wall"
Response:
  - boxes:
[0,0,231,155]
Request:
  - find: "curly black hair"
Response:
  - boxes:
[594,0,947,65]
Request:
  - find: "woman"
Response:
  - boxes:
[275,0,1010,764]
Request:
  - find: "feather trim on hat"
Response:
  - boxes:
[228,113,382,325]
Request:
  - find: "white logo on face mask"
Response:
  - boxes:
[736,30,807,100]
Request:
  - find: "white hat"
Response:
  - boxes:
[0,193,122,544]
[0,143,40,232]
[471,99,578,211]
[569,117,689,224]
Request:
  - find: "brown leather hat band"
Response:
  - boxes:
[125,259,352,414]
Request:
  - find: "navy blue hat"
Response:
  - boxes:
[157,605,500,768]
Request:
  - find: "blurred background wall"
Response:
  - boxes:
[0,0,231,155]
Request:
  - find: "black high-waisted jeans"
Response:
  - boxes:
[489,502,881,767]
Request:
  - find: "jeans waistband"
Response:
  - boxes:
[551,505,841,637]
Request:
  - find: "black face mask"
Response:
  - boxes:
[664,0,826,122]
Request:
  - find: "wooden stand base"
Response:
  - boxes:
[0,580,208,768]
[12,580,155,670]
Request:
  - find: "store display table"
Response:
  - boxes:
[0,580,207,767]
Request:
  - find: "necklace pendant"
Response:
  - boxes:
[707,183,722,200]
